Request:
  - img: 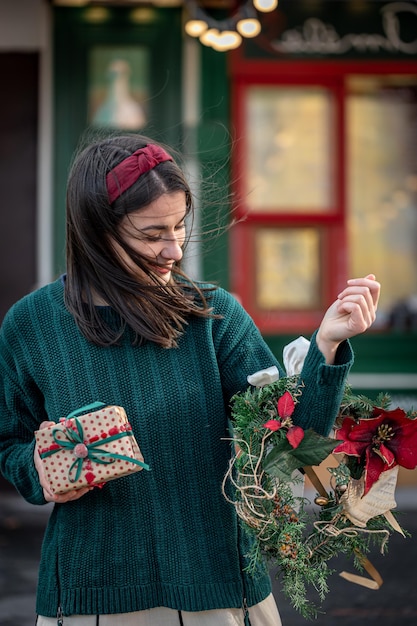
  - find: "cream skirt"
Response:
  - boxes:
[36,593,282,626]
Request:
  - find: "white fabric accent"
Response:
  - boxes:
[36,593,282,626]
[247,366,280,388]
[248,593,282,626]
[283,336,310,376]
[247,335,311,388]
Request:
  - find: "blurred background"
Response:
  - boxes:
[0,0,416,624]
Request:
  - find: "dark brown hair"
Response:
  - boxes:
[65,134,216,348]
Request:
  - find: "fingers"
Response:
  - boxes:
[33,447,59,502]
[34,420,92,503]
[38,420,55,430]
[336,299,371,334]
[337,293,375,328]
[317,274,381,353]
[42,485,59,502]
[337,275,380,330]
[339,275,381,308]
[45,486,92,504]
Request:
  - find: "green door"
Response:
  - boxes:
[53,5,183,274]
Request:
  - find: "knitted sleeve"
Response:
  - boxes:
[295,330,354,435]
[210,289,286,397]
[0,306,47,505]
[210,288,354,436]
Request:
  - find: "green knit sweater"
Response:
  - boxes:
[0,279,353,617]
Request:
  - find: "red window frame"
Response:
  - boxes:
[228,57,417,334]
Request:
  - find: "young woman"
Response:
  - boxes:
[0,134,380,625]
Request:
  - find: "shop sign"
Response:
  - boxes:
[249,1,417,59]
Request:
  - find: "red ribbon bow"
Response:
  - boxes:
[106,145,173,204]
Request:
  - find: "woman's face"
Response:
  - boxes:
[113,191,187,284]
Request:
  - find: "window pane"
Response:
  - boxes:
[245,86,333,213]
[255,227,321,309]
[347,76,417,327]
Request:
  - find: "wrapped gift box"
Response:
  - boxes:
[35,403,149,494]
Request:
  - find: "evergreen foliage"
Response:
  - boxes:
[226,382,412,619]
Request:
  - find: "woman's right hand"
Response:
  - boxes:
[34,421,92,503]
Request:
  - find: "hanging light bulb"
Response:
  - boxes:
[237,17,261,37]
[184,5,209,37]
[199,28,220,47]
[253,0,278,12]
[185,18,208,37]
[212,30,242,51]
[185,0,260,51]
[200,27,242,51]
[236,5,261,38]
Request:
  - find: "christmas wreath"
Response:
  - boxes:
[223,340,417,619]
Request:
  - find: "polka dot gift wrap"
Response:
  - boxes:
[35,403,149,494]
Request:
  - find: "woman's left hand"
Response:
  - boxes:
[34,421,93,503]
[316,274,381,364]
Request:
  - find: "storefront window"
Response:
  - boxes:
[347,76,417,327]
[245,86,334,213]
[255,227,321,310]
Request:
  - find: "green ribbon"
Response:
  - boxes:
[66,401,108,420]
[40,403,150,483]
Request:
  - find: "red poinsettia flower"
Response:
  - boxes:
[277,391,295,419]
[334,407,417,495]
[263,419,282,432]
[263,391,305,449]
[286,425,304,449]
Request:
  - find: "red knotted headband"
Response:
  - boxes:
[106,144,173,204]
